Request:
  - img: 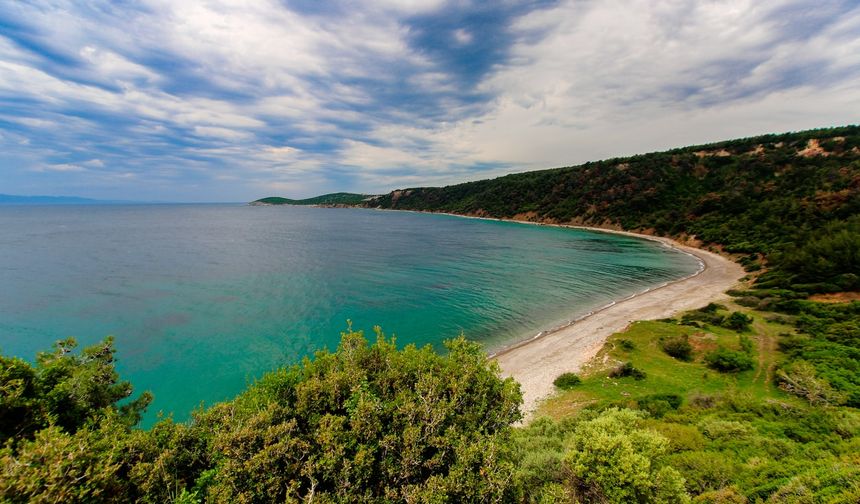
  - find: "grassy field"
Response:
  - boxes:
[538,303,794,418]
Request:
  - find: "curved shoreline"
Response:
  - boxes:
[386,210,745,419]
[488,235,705,360]
[497,231,743,419]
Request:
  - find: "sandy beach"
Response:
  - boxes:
[493,229,745,419]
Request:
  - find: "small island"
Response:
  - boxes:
[250,193,376,207]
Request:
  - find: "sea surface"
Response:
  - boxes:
[0,204,700,424]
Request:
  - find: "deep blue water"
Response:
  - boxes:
[0,204,700,423]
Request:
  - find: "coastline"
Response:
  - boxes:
[496,231,744,420]
[388,209,745,419]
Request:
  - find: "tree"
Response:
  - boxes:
[563,408,690,503]
[196,326,523,502]
[0,337,151,443]
[775,360,847,406]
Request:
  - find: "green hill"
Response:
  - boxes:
[251,192,372,206]
[368,125,860,293]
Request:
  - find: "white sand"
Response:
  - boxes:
[493,229,745,420]
[382,209,746,419]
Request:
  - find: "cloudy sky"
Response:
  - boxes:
[1,0,858,202]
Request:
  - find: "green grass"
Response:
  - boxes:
[539,305,796,418]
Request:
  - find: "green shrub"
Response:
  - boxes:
[691,486,748,503]
[618,339,636,351]
[736,296,761,308]
[609,362,647,380]
[0,417,132,503]
[696,418,753,441]
[564,409,691,503]
[739,335,755,354]
[725,312,753,331]
[705,349,755,373]
[682,311,725,327]
[638,394,683,418]
[553,373,582,390]
[663,335,694,361]
[198,329,523,502]
[668,451,738,495]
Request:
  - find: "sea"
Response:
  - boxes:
[0,204,701,424]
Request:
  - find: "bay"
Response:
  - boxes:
[0,204,700,424]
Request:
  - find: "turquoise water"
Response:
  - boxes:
[0,205,700,424]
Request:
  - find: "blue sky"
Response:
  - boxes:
[1,0,859,202]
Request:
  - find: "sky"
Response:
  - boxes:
[1,0,859,202]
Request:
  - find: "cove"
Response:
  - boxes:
[0,204,700,425]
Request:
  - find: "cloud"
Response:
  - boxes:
[193,126,254,140]
[356,0,860,174]
[0,0,857,201]
[32,163,88,173]
[452,29,473,45]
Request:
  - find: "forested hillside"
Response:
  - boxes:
[369,126,860,293]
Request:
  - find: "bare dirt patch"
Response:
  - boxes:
[808,292,860,303]
[797,139,830,158]
[695,149,732,158]
[689,332,718,356]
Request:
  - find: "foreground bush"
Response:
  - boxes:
[196,328,523,502]
[0,417,133,502]
[0,328,523,503]
[516,409,691,503]
[0,337,151,443]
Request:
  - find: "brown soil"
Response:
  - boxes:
[694,149,732,158]
[797,139,830,158]
[808,292,860,303]
[689,332,718,355]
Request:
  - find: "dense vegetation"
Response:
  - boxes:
[4,302,858,503]
[536,304,860,503]
[367,126,860,293]
[734,292,860,408]
[252,193,371,206]
[2,328,522,502]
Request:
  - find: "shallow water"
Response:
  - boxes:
[0,204,700,424]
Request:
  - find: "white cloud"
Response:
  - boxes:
[1,0,858,201]
[193,126,254,140]
[79,46,161,85]
[31,163,88,173]
[453,28,473,45]
[347,0,860,183]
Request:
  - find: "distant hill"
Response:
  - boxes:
[0,194,105,205]
[367,125,860,293]
[250,193,374,206]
